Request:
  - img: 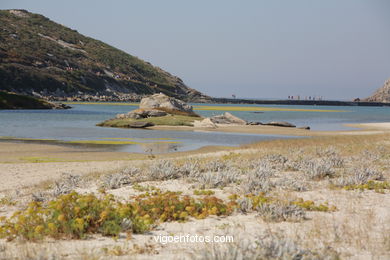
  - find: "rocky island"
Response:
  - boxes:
[98,93,307,132]
[97,93,202,128]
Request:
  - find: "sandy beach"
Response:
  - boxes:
[0,124,389,259]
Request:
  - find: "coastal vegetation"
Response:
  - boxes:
[0,132,389,258]
[0,91,58,109]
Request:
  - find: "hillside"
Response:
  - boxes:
[365,79,390,103]
[0,9,209,102]
[0,91,69,109]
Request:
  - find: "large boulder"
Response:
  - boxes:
[127,109,167,119]
[116,109,168,119]
[193,118,217,128]
[139,93,194,114]
[210,112,247,125]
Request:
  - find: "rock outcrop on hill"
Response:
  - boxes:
[0,9,210,102]
[365,79,390,103]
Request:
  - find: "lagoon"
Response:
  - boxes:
[0,103,389,153]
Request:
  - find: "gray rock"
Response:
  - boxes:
[146,110,167,117]
[127,109,148,119]
[140,93,194,114]
[210,112,247,125]
[248,121,262,125]
[298,126,310,130]
[116,113,126,119]
[193,118,217,128]
[265,121,296,127]
[127,121,154,128]
[126,109,167,119]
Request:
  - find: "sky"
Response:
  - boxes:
[1,0,390,100]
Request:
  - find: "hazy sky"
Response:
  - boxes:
[1,0,390,99]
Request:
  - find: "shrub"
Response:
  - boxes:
[193,190,215,196]
[51,173,82,197]
[240,173,272,194]
[189,233,338,260]
[236,197,253,214]
[292,198,336,212]
[0,196,16,206]
[256,202,306,222]
[146,160,180,180]
[0,192,146,241]
[343,180,390,193]
[240,162,275,194]
[100,167,138,189]
[178,159,201,178]
[302,158,335,180]
[263,154,288,170]
[196,169,239,189]
[235,194,335,218]
[274,178,308,192]
[335,166,384,187]
[0,191,236,241]
[316,147,344,167]
[203,159,228,172]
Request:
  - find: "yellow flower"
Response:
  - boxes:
[179,212,188,219]
[210,207,218,215]
[75,218,84,231]
[100,210,108,220]
[159,213,167,221]
[57,214,66,222]
[48,223,56,232]
[34,225,44,234]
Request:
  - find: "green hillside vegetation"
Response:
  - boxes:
[0,9,206,101]
[0,91,54,109]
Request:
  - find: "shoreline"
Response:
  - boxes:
[1,121,389,162]
[150,121,390,136]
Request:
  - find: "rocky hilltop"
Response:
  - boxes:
[0,9,209,102]
[365,79,390,103]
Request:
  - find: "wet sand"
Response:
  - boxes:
[151,123,390,136]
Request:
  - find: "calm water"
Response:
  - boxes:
[0,103,389,153]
